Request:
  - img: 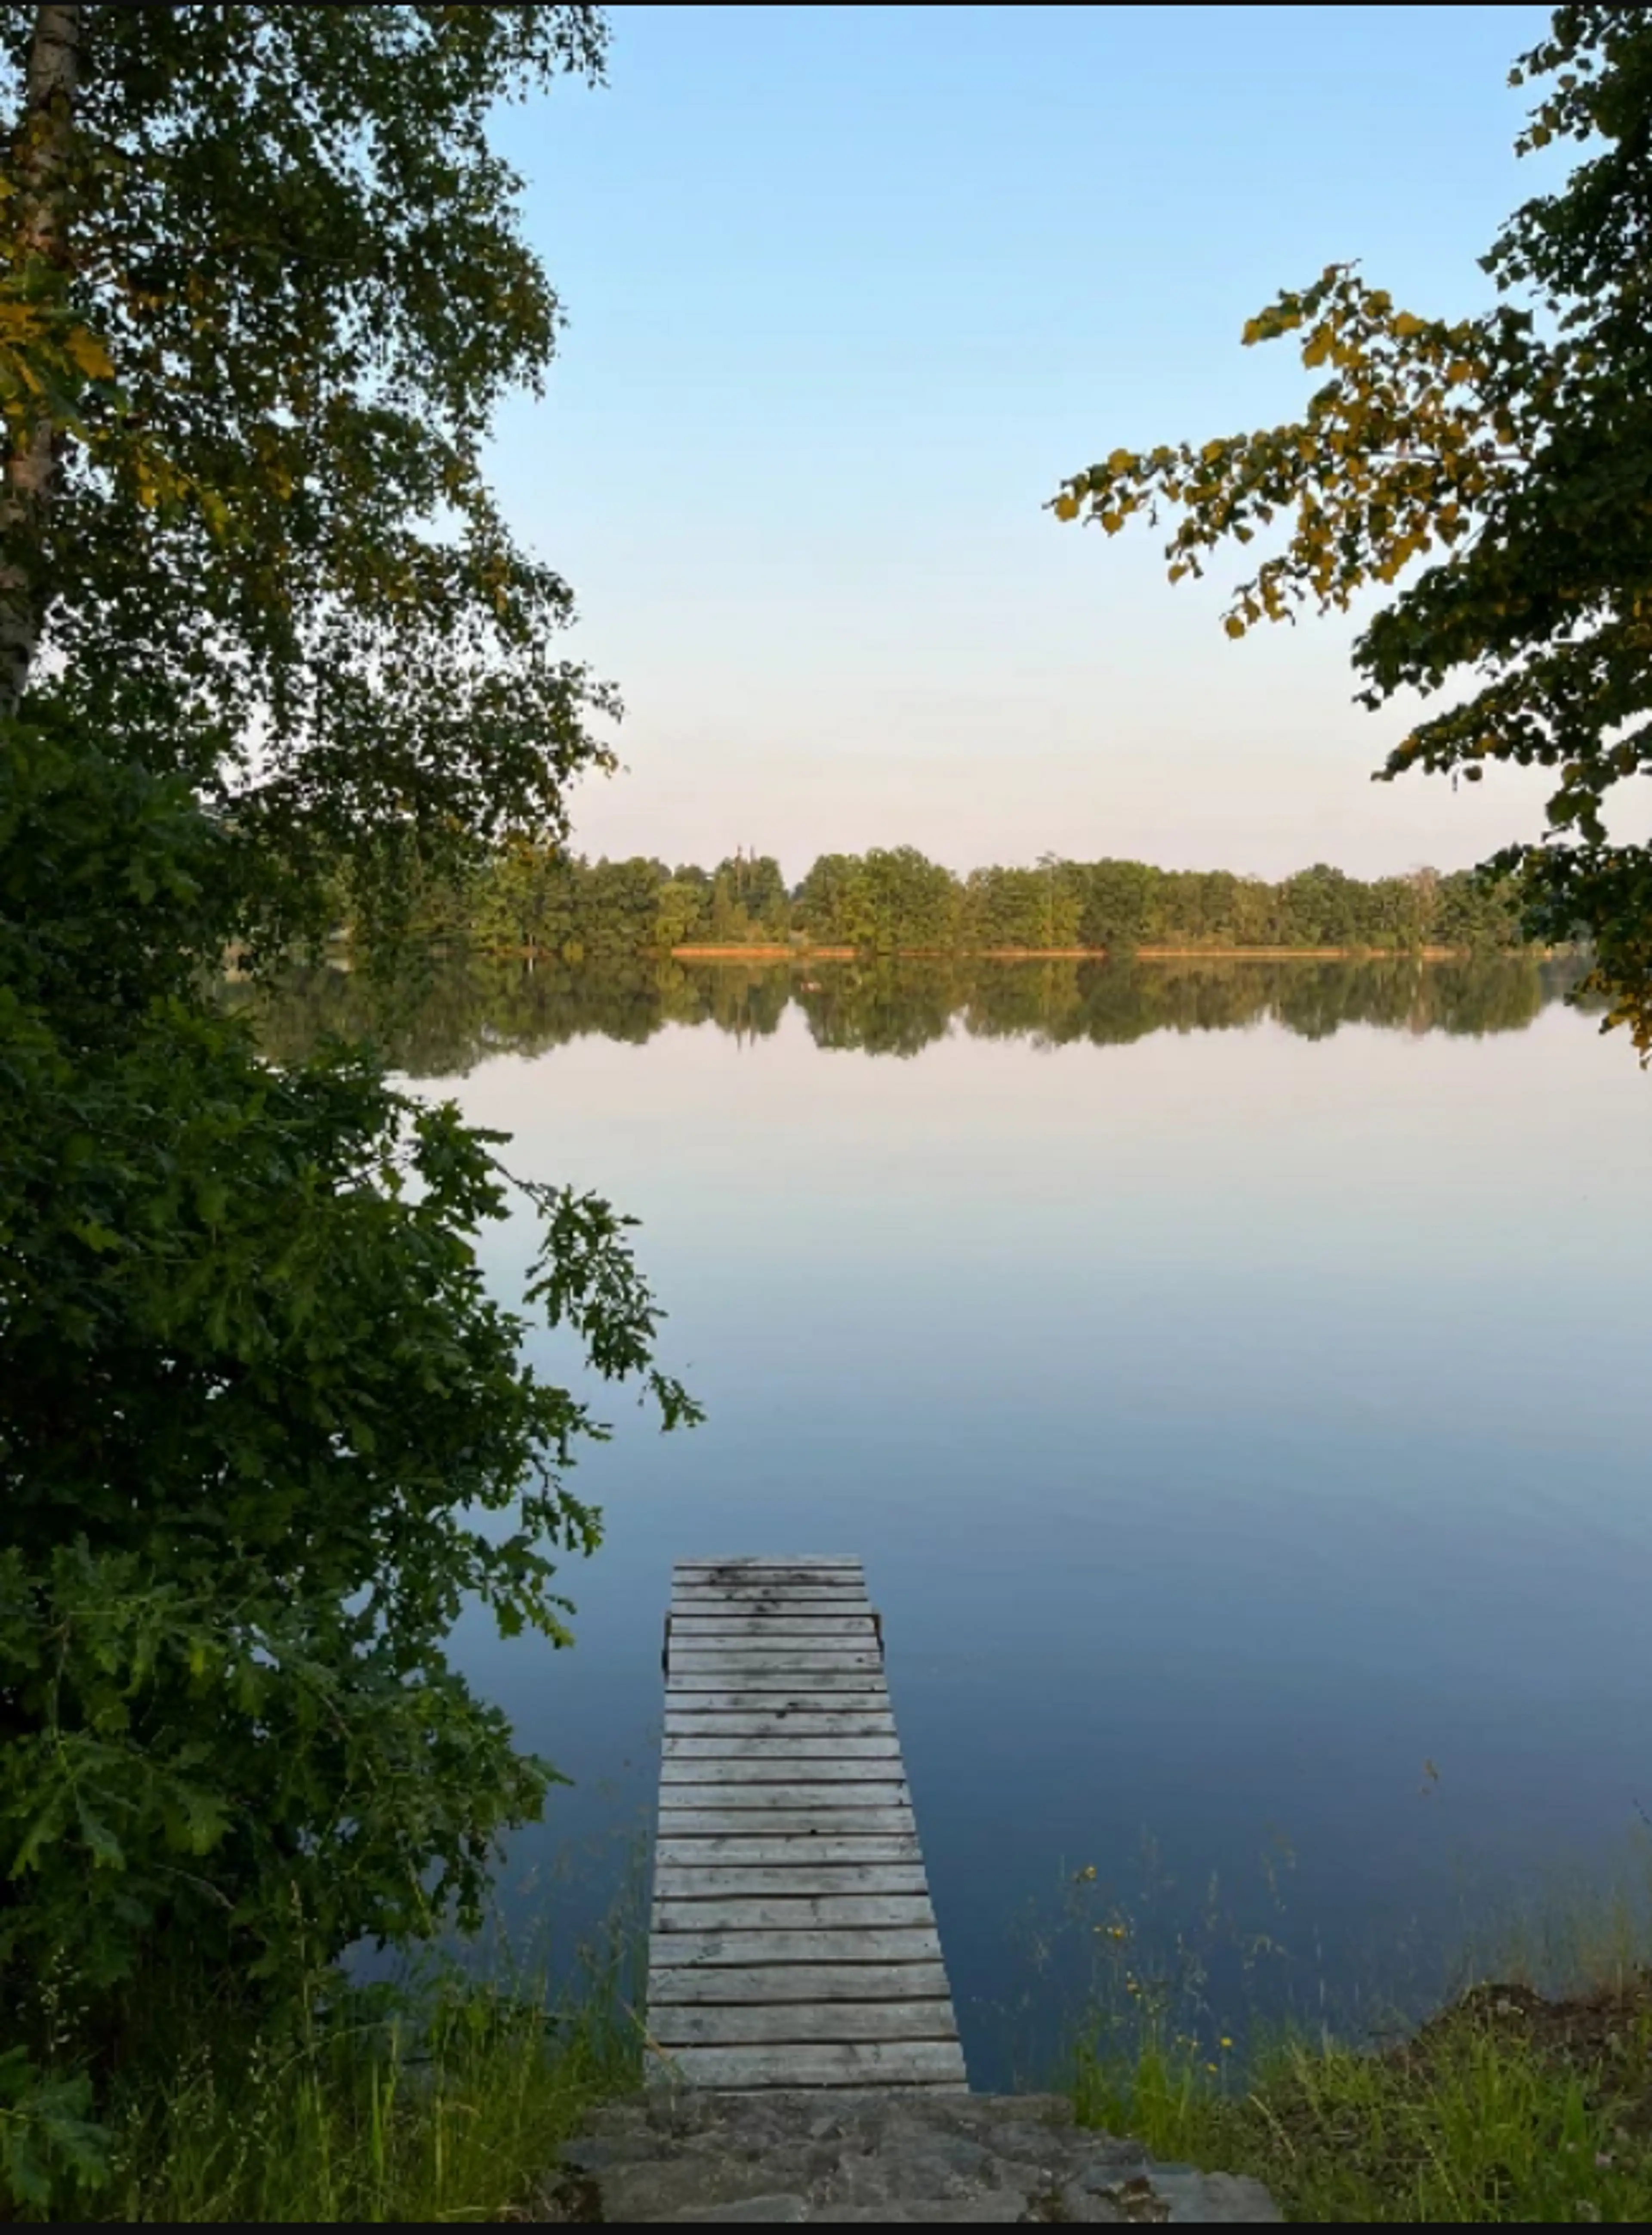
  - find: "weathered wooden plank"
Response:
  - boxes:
[668,1668,884,1689]
[668,1667,884,1686]
[673,1581,867,1597]
[674,1569,865,1581]
[650,1927,941,1967]
[662,1759,904,1787]
[670,1606,867,1618]
[670,1645,881,1661]
[663,1735,901,1762]
[669,1617,875,1638]
[650,2041,967,2090]
[653,1896,935,1934]
[671,1591,867,1603]
[652,1865,928,1900]
[659,1782,908,1810]
[661,1763,903,1788]
[672,1588,871,1606]
[676,1558,861,1571]
[667,1678,889,1703]
[673,1614,875,1629]
[670,1637,879,1655]
[664,1713,897,1738]
[672,1609,872,1624]
[673,1575,866,1590]
[672,1575,868,1591]
[672,1609,874,1624]
[671,1617,876,1631]
[669,1651,883,1674]
[648,2000,958,2048]
[654,1835,922,1868]
[649,1961,949,2005]
[670,1635,877,1654]
[672,1607,873,1622]
[670,1618,881,1636]
[666,1689,890,1712]
[655,1808,915,1837]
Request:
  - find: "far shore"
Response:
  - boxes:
[237,941,1568,977]
[666,941,1533,962]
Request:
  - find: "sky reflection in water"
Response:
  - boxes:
[263,958,1652,2085]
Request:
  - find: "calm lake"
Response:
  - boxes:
[259,953,1652,2087]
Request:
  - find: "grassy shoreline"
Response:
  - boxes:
[45,1956,644,2226]
[664,943,1522,962]
[1053,1843,1652,2223]
[1069,1972,1652,2223]
[23,1845,1651,2222]
[29,1968,1652,2224]
[76,1962,1652,2225]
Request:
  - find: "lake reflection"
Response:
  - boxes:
[251,956,1651,2087]
[247,948,1592,1073]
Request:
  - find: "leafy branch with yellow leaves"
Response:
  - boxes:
[1053,3,1652,1055]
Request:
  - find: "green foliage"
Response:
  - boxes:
[960,854,1082,950]
[1072,1992,1652,2224]
[791,850,869,946]
[846,846,962,952]
[0,2052,106,2215]
[1052,5,1652,1055]
[0,0,620,955]
[1057,1826,1652,2223]
[708,848,791,942]
[102,1941,645,2224]
[0,6,699,2208]
[0,724,695,2195]
[453,840,1532,960]
[655,873,712,951]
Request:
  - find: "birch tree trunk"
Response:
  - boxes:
[0,3,83,717]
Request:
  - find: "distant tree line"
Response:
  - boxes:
[390,844,1537,960]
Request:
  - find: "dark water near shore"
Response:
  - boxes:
[253,953,1652,2085]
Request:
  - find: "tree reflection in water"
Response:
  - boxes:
[236,953,1597,1080]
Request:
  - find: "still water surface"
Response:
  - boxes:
[265,956,1652,2084]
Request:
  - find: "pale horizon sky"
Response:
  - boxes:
[481,2,1608,885]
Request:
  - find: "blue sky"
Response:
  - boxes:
[486,3,1579,882]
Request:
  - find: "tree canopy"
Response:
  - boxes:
[0,0,622,950]
[1051,4,1652,1054]
[421,839,1532,960]
[0,6,696,2204]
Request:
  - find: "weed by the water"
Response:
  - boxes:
[87,1958,635,2217]
[1071,1973,1652,2222]
[3,1869,650,2227]
[89,1957,641,2226]
[1059,1831,1652,2221]
[0,1815,657,2222]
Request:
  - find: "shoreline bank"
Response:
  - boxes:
[666,942,1533,963]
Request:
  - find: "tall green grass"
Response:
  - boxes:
[95,1959,642,2225]
[28,1813,1652,2222]
[1063,1836,1652,2223]
[1072,1991,1652,2223]
[9,1861,653,2226]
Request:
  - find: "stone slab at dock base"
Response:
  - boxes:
[542,2087,1282,2223]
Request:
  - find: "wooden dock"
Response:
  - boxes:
[646,1556,968,2093]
